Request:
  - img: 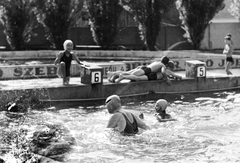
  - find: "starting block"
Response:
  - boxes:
[80,65,103,84]
[186,60,206,78]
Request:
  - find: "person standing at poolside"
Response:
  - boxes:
[54,40,82,85]
[223,34,234,75]
[106,95,150,135]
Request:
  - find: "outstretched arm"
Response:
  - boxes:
[134,114,150,130]
[72,53,83,65]
[161,66,172,85]
[166,69,182,80]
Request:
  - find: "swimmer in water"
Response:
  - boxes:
[154,99,176,122]
[105,95,150,135]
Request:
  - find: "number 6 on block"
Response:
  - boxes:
[197,66,206,77]
[91,71,102,84]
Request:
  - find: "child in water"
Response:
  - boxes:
[54,40,82,85]
[154,99,175,122]
[223,34,234,75]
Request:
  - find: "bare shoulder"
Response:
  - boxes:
[112,112,123,119]
[57,51,64,57]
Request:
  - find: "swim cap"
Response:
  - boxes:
[155,99,168,112]
[161,56,169,65]
[105,95,121,104]
[63,40,73,50]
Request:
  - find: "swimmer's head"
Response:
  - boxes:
[161,56,169,66]
[155,99,168,113]
[224,35,231,40]
[63,40,73,51]
[226,33,231,38]
[167,61,175,70]
[105,95,121,114]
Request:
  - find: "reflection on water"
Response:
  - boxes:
[1,91,240,163]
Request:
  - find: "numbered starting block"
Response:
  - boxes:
[80,65,103,84]
[185,60,206,78]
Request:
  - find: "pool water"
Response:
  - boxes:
[1,91,240,163]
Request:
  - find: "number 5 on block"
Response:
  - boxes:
[197,66,206,77]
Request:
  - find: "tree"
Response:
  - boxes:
[120,0,176,51]
[86,0,123,49]
[0,0,38,50]
[34,0,84,49]
[176,0,225,49]
[229,0,240,19]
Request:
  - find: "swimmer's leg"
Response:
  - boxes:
[131,69,145,76]
[225,61,232,75]
[66,77,70,85]
[59,62,67,85]
[111,74,119,83]
[115,74,124,83]
[107,71,119,82]
[115,74,148,83]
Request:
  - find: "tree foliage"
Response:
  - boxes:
[86,0,123,49]
[34,0,84,49]
[229,0,240,19]
[176,0,225,49]
[0,0,38,50]
[120,0,176,51]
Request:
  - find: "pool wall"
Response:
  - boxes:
[0,50,240,80]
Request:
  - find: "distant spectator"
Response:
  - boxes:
[223,34,234,75]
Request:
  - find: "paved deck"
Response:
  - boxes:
[0,69,239,91]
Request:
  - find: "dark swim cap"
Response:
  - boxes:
[161,56,169,65]
[167,61,175,70]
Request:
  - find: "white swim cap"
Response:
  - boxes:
[155,99,168,111]
[105,95,121,105]
[63,40,73,50]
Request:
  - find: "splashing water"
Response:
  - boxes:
[1,91,240,163]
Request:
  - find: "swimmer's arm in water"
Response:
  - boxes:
[134,114,150,130]
[54,52,63,65]
[155,114,176,122]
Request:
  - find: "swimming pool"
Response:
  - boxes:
[1,91,240,163]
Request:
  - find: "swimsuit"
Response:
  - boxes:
[139,66,151,75]
[146,72,157,80]
[60,52,72,77]
[226,57,234,63]
[120,112,139,135]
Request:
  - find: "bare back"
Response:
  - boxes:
[147,61,165,73]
